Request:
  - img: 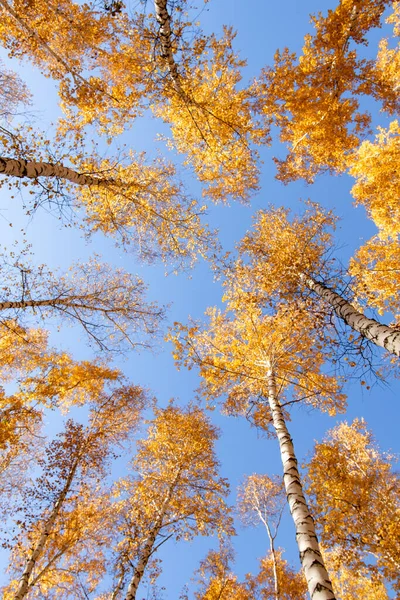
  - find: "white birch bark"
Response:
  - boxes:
[265,361,336,600]
[124,480,177,600]
[124,522,163,600]
[301,274,400,357]
[153,0,185,95]
[13,458,79,600]
[0,156,110,187]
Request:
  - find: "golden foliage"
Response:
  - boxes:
[246,550,307,600]
[231,203,336,305]
[349,120,400,239]
[322,548,390,600]
[77,155,215,265]
[110,404,233,595]
[255,0,396,182]
[192,543,251,600]
[152,28,266,202]
[305,419,400,593]
[172,302,346,429]
[350,236,400,321]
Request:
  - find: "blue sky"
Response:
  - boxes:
[0,0,399,597]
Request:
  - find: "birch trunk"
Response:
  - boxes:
[124,522,164,600]
[267,528,279,600]
[14,458,79,600]
[265,361,336,600]
[124,480,176,600]
[301,274,400,357]
[0,296,87,311]
[0,156,110,187]
[153,0,185,95]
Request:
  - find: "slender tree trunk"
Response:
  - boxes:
[266,524,279,600]
[265,360,336,600]
[13,458,79,600]
[124,522,164,600]
[255,506,280,600]
[124,480,177,600]
[0,156,110,187]
[153,0,185,95]
[301,274,400,357]
[0,297,86,311]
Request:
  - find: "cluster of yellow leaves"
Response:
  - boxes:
[0,0,153,135]
[192,544,307,600]
[255,0,397,182]
[237,474,286,532]
[192,543,251,600]
[171,302,346,428]
[322,548,390,600]
[305,419,400,593]
[230,203,336,306]
[78,155,215,265]
[350,121,400,239]
[350,236,400,320]
[246,550,307,600]
[349,121,400,320]
[152,28,267,202]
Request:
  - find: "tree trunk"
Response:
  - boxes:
[265,361,336,600]
[153,0,185,95]
[124,522,163,600]
[124,479,177,600]
[0,156,110,187]
[13,458,79,600]
[301,274,400,357]
[0,296,86,311]
[267,528,280,600]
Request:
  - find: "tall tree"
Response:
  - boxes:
[237,474,286,599]
[231,203,400,356]
[172,302,345,599]
[108,403,233,600]
[2,378,150,599]
[305,418,400,594]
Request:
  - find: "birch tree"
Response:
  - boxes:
[108,403,233,600]
[171,303,346,599]
[237,475,286,599]
[233,203,400,357]
[2,380,150,599]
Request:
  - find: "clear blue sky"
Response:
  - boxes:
[0,1,399,598]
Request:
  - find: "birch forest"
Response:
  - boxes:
[0,0,399,598]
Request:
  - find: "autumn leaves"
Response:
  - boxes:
[0,0,399,598]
